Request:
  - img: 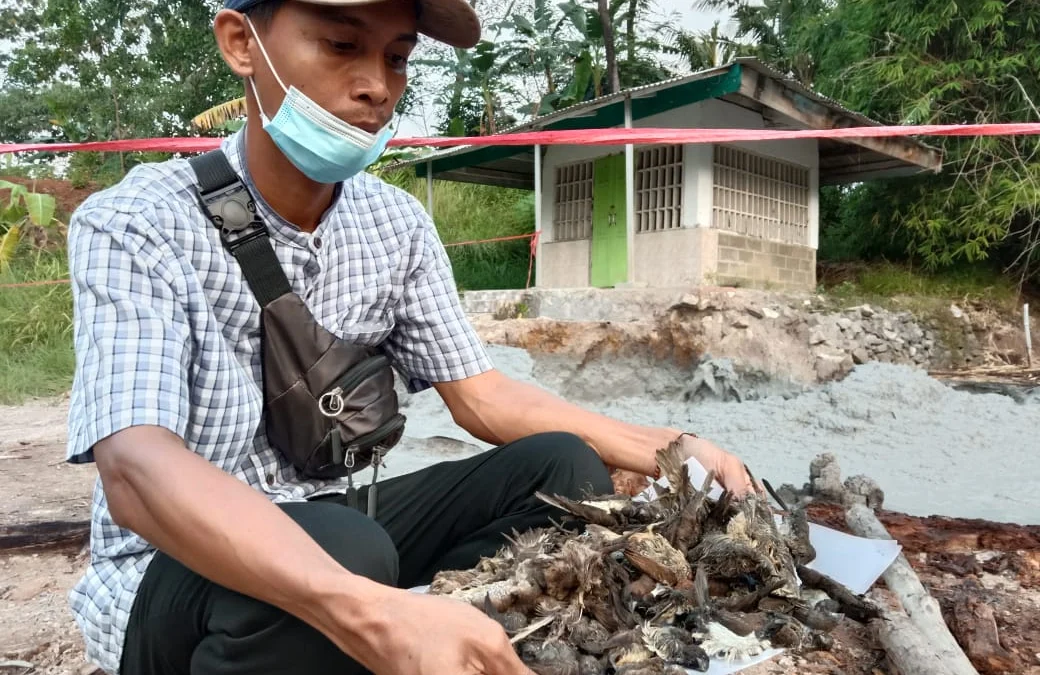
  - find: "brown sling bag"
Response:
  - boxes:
[189,150,405,515]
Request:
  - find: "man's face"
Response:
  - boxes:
[247,0,418,132]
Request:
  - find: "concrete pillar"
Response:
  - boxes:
[624,94,636,284]
[534,144,543,288]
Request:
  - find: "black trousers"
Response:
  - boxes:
[119,431,613,674]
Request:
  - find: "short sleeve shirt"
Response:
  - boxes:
[64,129,494,674]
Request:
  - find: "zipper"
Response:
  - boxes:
[347,413,406,453]
[318,354,390,418]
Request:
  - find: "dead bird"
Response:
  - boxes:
[669,470,716,555]
[484,594,529,634]
[763,479,817,566]
[536,491,661,529]
[692,621,772,664]
[792,599,844,633]
[427,436,879,672]
[568,618,612,655]
[652,440,692,513]
[520,640,581,675]
[795,564,881,622]
[578,654,605,675]
[615,657,689,675]
[640,624,710,671]
[624,528,692,588]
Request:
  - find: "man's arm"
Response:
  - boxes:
[434,370,755,495]
[93,425,395,658]
[433,370,673,476]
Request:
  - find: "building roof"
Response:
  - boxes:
[389,57,944,189]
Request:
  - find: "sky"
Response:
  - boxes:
[394,0,733,137]
[654,0,732,32]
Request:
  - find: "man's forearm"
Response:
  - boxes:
[445,373,677,476]
[94,425,394,666]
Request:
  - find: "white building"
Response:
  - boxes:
[398,58,943,291]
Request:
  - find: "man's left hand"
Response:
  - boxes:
[610,433,757,498]
[676,433,757,497]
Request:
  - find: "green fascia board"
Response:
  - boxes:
[417,65,743,179]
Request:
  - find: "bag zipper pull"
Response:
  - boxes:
[319,388,345,417]
[345,447,358,510]
[367,449,381,519]
[330,430,344,466]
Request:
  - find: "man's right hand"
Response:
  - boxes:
[337,589,535,675]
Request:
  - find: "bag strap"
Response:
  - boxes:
[188,149,291,307]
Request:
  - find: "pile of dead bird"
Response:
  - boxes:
[428,440,881,675]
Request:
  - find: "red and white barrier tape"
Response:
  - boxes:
[3,122,1040,156]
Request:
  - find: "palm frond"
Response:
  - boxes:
[192,97,248,131]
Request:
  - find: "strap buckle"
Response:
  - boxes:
[198,180,267,252]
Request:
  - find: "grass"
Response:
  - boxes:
[382,169,536,291]
[0,247,75,404]
[817,260,1022,311]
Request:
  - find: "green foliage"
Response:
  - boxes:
[821,261,1018,306]
[696,0,829,84]
[376,169,536,290]
[810,0,1040,283]
[0,248,75,404]
[0,179,59,269]
[662,21,754,72]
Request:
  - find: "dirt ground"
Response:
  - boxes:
[0,177,99,222]
[2,398,1039,675]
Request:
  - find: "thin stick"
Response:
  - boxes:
[1025,303,1033,368]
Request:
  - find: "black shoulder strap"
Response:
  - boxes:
[188,150,291,307]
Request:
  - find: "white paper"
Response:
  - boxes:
[410,458,901,675]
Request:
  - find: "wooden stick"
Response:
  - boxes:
[1025,303,1033,369]
[869,596,955,675]
[846,502,980,675]
[0,520,89,552]
[795,564,881,622]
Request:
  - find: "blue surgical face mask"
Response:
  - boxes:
[246,17,394,184]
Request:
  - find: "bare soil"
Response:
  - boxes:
[0,177,99,222]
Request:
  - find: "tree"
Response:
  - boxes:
[598,0,621,94]
[695,0,829,85]
[664,20,753,72]
[806,0,1040,283]
[0,0,243,182]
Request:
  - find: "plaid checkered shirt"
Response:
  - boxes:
[65,129,494,674]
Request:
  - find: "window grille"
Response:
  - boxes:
[553,160,593,241]
[636,145,683,233]
[711,145,810,245]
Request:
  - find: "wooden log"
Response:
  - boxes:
[869,597,955,675]
[846,502,980,675]
[0,520,89,552]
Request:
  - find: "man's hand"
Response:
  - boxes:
[677,433,758,497]
[344,590,534,675]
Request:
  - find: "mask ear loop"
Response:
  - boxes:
[244,15,288,125]
[245,16,289,93]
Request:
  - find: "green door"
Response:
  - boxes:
[590,153,628,288]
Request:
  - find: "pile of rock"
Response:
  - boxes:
[807,304,939,379]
